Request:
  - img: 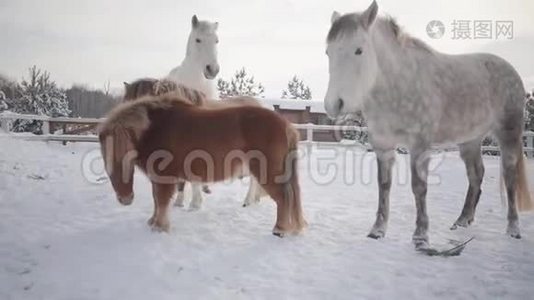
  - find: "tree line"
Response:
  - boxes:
[1,66,533,135]
[0,66,119,133]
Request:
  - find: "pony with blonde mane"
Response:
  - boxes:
[98,93,306,236]
[123,78,267,207]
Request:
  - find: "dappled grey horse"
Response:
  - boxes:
[324,1,532,248]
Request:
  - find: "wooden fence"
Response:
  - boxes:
[1,112,533,157]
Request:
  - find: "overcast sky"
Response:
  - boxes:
[1,0,533,98]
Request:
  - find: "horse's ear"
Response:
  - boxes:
[331,11,341,24]
[192,15,199,28]
[213,22,219,31]
[123,82,129,88]
[361,0,378,29]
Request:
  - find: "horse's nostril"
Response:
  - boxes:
[338,98,344,111]
[206,65,212,73]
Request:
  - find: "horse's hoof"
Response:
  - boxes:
[202,186,212,194]
[367,227,385,239]
[510,233,522,239]
[451,217,472,230]
[367,233,383,239]
[412,233,429,249]
[506,221,521,239]
[272,232,285,238]
[147,217,155,226]
[188,205,201,211]
[414,240,430,250]
[151,223,170,233]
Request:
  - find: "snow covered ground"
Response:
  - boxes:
[1,137,534,300]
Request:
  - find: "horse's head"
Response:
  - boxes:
[324,1,379,119]
[187,15,220,80]
[99,127,137,206]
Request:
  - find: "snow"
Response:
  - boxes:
[1,137,534,299]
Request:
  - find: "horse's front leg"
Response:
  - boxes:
[150,183,175,232]
[368,149,395,239]
[410,146,431,248]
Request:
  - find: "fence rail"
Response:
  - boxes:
[1,112,533,157]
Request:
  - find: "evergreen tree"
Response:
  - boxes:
[526,90,534,132]
[11,66,70,133]
[281,75,312,100]
[0,90,8,112]
[217,68,264,98]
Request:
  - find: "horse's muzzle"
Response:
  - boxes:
[204,64,220,80]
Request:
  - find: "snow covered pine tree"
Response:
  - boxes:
[217,68,265,98]
[12,66,70,133]
[282,75,312,100]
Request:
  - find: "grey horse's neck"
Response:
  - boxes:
[370,18,436,90]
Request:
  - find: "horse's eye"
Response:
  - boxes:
[196,38,201,43]
[355,48,363,55]
[216,39,219,44]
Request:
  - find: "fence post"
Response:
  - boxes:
[306,124,313,144]
[527,134,534,159]
[42,119,50,135]
[0,115,9,133]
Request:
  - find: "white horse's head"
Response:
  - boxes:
[187,15,220,80]
[324,1,379,119]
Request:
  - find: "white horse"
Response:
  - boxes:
[167,15,263,210]
[324,1,532,249]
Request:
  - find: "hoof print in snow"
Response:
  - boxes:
[417,237,474,257]
[27,173,47,180]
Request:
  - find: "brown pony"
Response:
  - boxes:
[98,93,306,236]
[123,78,266,208]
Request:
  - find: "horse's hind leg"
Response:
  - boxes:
[148,196,159,226]
[495,130,523,238]
[260,182,293,236]
[174,180,186,207]
[368,149,395,239]
[151,183,175,232]
[452,139,485,229]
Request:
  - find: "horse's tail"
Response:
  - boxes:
[283,125,307,232]
[98,104,150,204]
[516,143,533,211]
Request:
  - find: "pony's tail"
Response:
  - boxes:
[516,143,533,211]
[283,126,307,232]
